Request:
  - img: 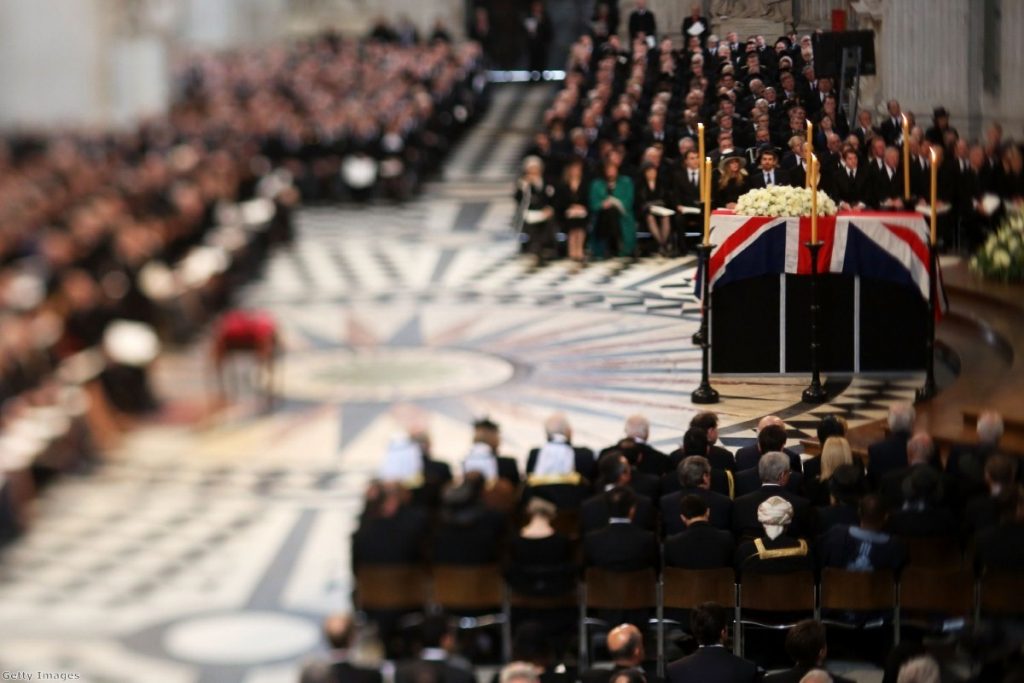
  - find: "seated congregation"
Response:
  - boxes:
[340,406,1024,681]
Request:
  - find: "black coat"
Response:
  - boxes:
[664,522,736,569]
[829,165,871,206]
[660,487,733,535]
[818,524,906,572]
[432,507,508,565]
[867,430,911,486]
[747,167,792,189]
[580,490,656,534]
[733,467,805,499]
[583,522,659,571]
[329,662,384,683]
[734,446,801,474]
[352,507,429,570]
[396,660,475,683]
[735,535,815,575]
[667,646,760,683]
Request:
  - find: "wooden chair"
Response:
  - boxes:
[977,569,1024,617]
[354,565,429,613]
[431,564,510,661]
[899,565,974,636]
[819,568,899,644]
[578,567,658,668]
[657,567,737,674]
[736,571,817,656]
[901,536,963,568]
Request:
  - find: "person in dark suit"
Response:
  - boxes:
[803,415,847,484]
[681,4,709,49]
[671,149,704,254]
[661,455,733,535]
[878,100,904,147]
[410,430,454,509]
[636,160,675,256]
[526,413,596,483]
[600,414,672,477]
[712,153,749,209]
[688,412,736,472]
[885,465,957,539]
[962,454,1017,538]
[815,464,866,535]
[869,146,907,210]
[764,620,854,683]
[867,403,915,486]
[666,602,760,683]
[878,433,952,512]
[582,455,656,533]
[395,615,475,683]
[299,614,383,683]
[553,157,591,262]
[735,496,815,576]
[506,498,577,598]
[665,429,734,500]
[747,146,791,189]
[627,0,657,40]
[583,487,659,571]
[352,482,429,570]
[829,147,870,210]
[665,495,735,569]
[974,489,1024,572]
[432,474,508,565]
[852,109,878,149]
[733,452,813,539]
[946,410,1005,502]
[735,419,801,473]
[818,494,906,572]
[463,418,521,485]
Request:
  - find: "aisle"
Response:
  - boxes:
[0,84,918,683]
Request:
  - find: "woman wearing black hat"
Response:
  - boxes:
[713,154,749,209]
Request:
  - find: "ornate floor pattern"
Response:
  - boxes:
[0,84,919,683]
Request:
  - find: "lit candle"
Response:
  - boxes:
[810,154,819,243]
[806,121,813,188]
[929,148,938,245]
[698,122,706,199]
[902,114,911,200]
[703,156,712,245]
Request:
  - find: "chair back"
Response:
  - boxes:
[662,567,736,609]
[820,568,896,612]
[432,565,504,611]
[355,565,428,611]
[899,566,973,617]
[978,569,1024,616]
[739,571,816,612]
[584,567,657,610]
[552,508,581,540]
[902,536,962,567]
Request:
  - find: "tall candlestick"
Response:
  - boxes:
[703,156,712,245]
[902,114,911,200]
[929,148,938,245]
[810,154,819,243]
[698,122,706,199]
[806,121,813,188]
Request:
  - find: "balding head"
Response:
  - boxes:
[625,415,650,441]
[977,410,1004,445]
[323,614,355,650]
[606,623,644,665]
[799,671,833,683]
[888,402,915,433]
[906,433,934,465]
[544,412,571,440]
[758,415,784,431]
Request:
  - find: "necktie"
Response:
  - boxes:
[849,169,854,180]
[690,171,697,186]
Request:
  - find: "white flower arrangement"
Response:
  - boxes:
[970,206,1024,282]
[735,185,838,218]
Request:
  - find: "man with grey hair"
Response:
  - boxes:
[500,662,540,683]
[733,451,812,538]
[948,409,1006,497]
[526,412,596,482]
[660,455,734,534]
[599,414,670,476]
[799,671,833,683]
[880,432,953,513]
[868,402,916,485]
[897,655,940,683]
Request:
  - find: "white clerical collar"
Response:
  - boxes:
[609,517,631,524]
[421,648,448,661]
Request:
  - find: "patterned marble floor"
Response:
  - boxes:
[0,84,919,683]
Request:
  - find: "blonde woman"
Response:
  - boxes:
[806,436,855,506]
[712,153,748,209]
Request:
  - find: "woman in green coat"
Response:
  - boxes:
[588,159,636,258]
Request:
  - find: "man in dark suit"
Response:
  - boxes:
[433,474,508,565]
[599,414,671,477]
[764,620,854,683]
[733,452,812,539]
[879,432,943,510]
[867,403,915,486]
[526,413,596,483]
[878,99,904,147]
[582,455,656,533]
[747,146,791,189]
[665,495,735,568]
[818,494,906,572]
[661,455,733,535]
[853,109,878,149]
[665,428,734,500]
[667,602,760,683]
[627,0,657,40]
[583,487,659,571]
[735,418,801,472]
[352,483,429,569]
[829,147,870,209]
[395,615,475,683]
[870,146,907,210]
[946,410,1005,501]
